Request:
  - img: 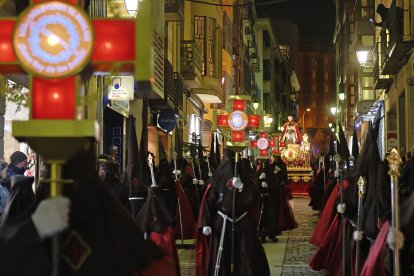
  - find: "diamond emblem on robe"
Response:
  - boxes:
[62,230,92,271]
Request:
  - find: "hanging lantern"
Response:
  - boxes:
[231,131,244,142]
[260,149,267,156]
[248,114,260,128]
[232,99,245,111]
[269,139,275,148]
[216,114,228,127]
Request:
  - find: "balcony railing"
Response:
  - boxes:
[149,59,174,110]
[180,40,202,88]
[380,1,414,75]
[373,42,393,90]
[165,0,184,21]
[173,72,184,110]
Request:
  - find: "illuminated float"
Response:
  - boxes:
[279,116,313,196]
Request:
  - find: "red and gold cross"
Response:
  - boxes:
[216,95,260,151]
[250,132,275,158]
[0,0,135,119]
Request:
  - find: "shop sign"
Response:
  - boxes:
[108,76,134,100]
[158,110,176,132]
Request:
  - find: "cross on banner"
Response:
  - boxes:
[250,132,275,158]
[0,0,136,119]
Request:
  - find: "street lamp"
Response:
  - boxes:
[302,108,311,132]
[124,0,140,17]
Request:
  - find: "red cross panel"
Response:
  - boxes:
[0,0,135,119]
[250,132,275,157]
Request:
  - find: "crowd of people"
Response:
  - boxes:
[307,119,414,275]
[0,125,298,275]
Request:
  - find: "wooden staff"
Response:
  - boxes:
[386,148,403,276]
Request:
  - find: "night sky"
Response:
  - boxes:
[257,0,336,41]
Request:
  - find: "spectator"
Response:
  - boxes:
[0,160,9,216]
[401,146,414,189]
[7,151,27,182]
[373,4,390,29]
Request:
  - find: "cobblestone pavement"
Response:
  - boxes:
[281,197,325,276]
[178,197,325,276]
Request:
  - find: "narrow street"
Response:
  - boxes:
[178,197,325,276]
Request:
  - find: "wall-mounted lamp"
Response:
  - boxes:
[328,123,333,128]
[124,0,140,17]
[356,49,370,66]
[252,101,259,110]
[338,92,345,101]
[330,107,337,116]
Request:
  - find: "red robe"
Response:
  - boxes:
[309,182,340,246]
[174,179,196,239]
[195,184,212,276]
[360,221,389,276]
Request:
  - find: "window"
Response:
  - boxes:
[312,70,316,79]
[189,114,201,141]
[324,71,328,80]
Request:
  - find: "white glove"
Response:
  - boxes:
[202,226,212,236]
[193,178,198,185]
[259,172,266,180]
[172,169,181,176]
[337,203,346,214]
[31,197,70,240]
[232,177,244,190]
[198,179,205,185]
[387,226,404,251]
[261,182,268,188]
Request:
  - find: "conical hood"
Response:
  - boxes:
[140,99,149,171]
[215,132,221,165]
[337,122,350,163]
[328,132,336,156]
[158,133,168,162]
[208,133,218,170]
[174,123,183,159]
[352,126,359,161]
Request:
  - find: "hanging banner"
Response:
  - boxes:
[108,76,134,100]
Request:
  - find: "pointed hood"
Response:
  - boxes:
[328,132,336,156]
[208,133,218,171]
[215,132,221,165]
[337,122,350,164]
[352,126,359,161]
[158,133,168,162]
[140,99,149,172]
[174,123,183,159]
[123,116,150,199]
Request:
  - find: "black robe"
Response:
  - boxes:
[1,145,173,276]
[196,158,270,276]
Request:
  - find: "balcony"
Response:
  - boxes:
[173,72,184,110]
[149,59,174,110]
[180,40,202,89]
[373,42,393,90]
[380,1,414,75]
[165,0,184,21]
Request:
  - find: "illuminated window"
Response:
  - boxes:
[189,114,201,141]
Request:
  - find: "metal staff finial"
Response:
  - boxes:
[147,154,157,187]
[354,176,366,276]
[386,148,403,276]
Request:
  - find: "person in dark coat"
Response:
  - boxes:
[195,149,270,276]
[0,160,10,217]
[401,146,414,189]
[0,175,35,225]
[6,151,27,182]
[0,140,175,276]
[98,154,130,211]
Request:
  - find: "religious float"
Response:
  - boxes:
[278,116,314,196]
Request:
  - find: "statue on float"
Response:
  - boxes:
[280,116,302,145]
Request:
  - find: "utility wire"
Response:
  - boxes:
[185,0,288,7]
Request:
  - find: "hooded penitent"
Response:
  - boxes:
[1,142,175,276]
[196,149,270,276]
[121,116,149,217]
